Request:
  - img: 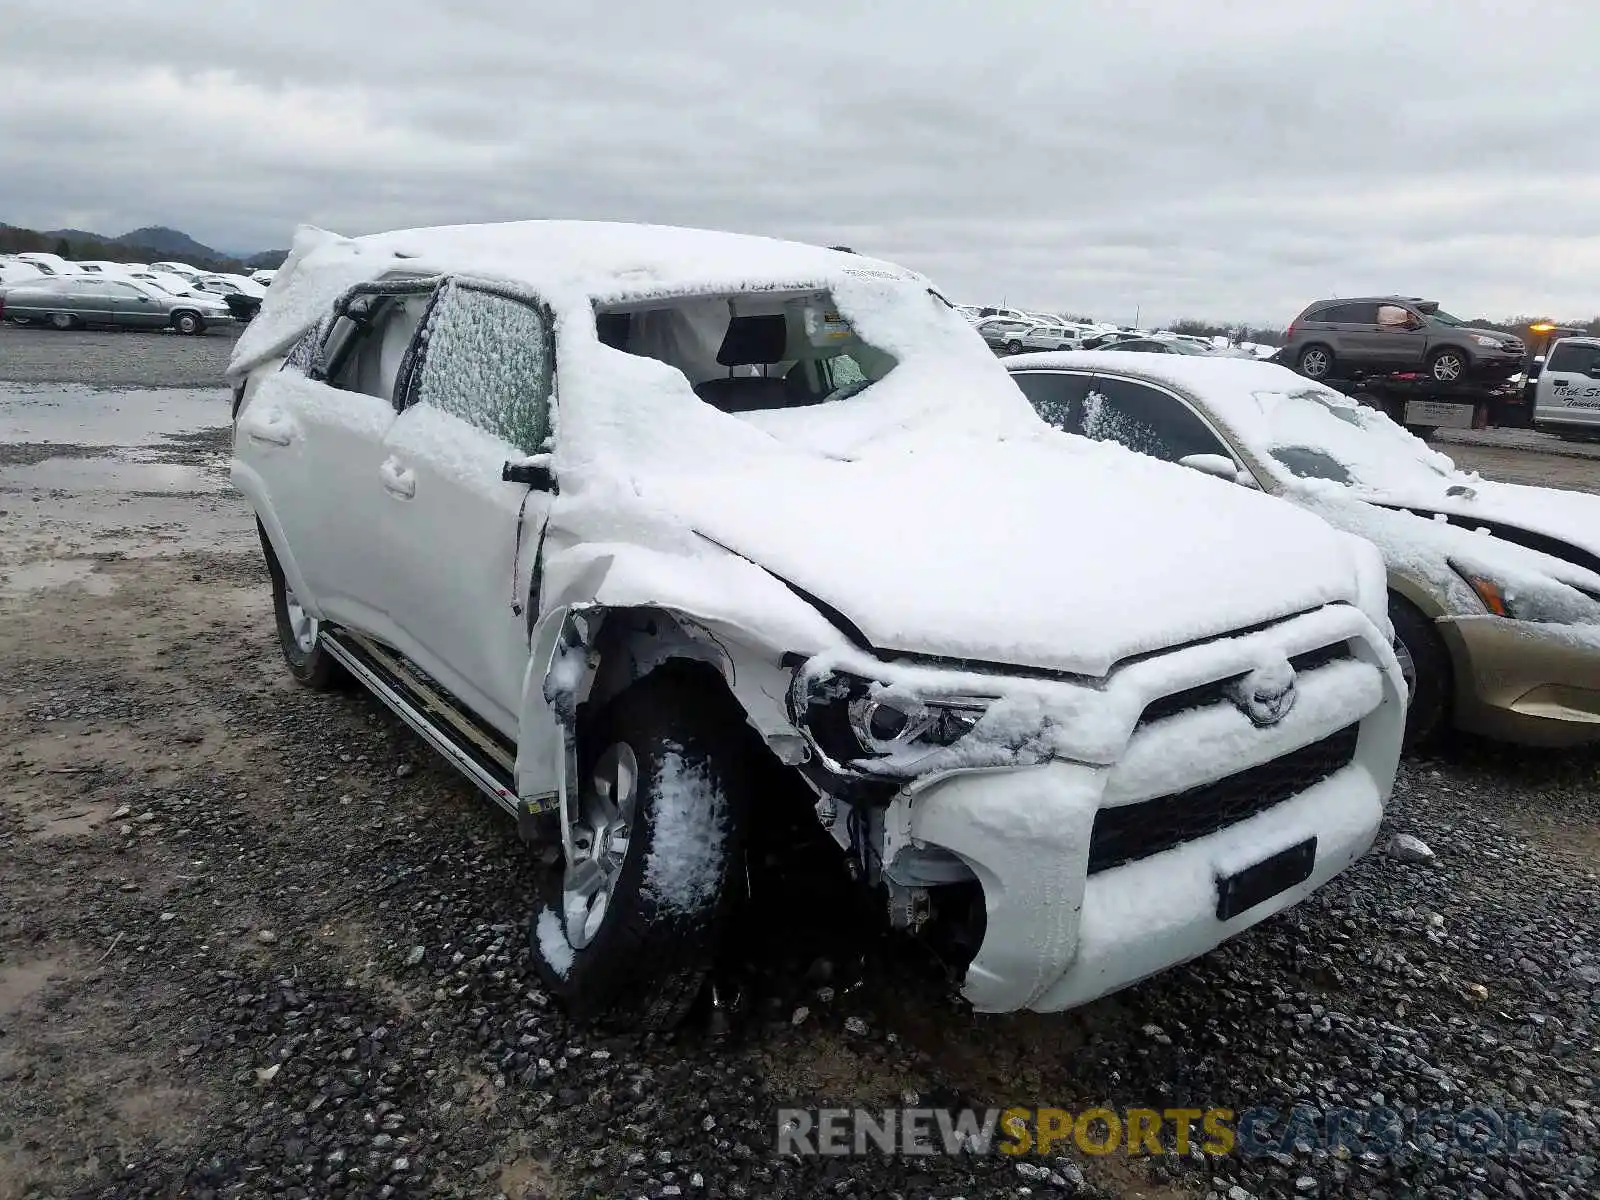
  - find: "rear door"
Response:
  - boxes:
[68,278,113,324]
[1535,339,1600,429]
[375,279,557,735]
[1321,302,1383,368]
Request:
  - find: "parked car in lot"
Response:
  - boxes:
[149,261,203,279]
[974,317,1041,349]
[228,219,1403,1029]
[1532,336,1600,440]
[1006,351,1600,748]
[12,252,81,276]
[1099,336,1213,355]
[1,275,234,333]
[250,268,279,286]
[195,273,267,322]
[1285,297,1525,384]
[995,323,1088,354]
[73,260,136,275]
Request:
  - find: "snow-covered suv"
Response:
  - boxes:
[227,220,1405,1030]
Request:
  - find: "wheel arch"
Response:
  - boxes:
[515,601,802,812]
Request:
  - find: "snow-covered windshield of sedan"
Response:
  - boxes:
[595,289,898,414]
[1259,390,1455,490]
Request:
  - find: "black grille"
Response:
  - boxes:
[1135,642,1353,729]
[1087,724,1361,875]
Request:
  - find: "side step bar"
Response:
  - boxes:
[319,629,521,818]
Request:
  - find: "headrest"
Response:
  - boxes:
[716,315,788,366]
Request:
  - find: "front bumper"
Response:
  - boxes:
[889,612,1404,1013]
[1440,615,1600,746]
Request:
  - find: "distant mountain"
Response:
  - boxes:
[3,221,283,271]
[111,225,221,260]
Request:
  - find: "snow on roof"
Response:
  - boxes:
[230,221,927,379]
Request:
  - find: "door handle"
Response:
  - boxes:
[380,456,416,499]
[243,408,292,446]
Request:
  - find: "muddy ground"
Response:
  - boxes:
[0,328,1596,1200]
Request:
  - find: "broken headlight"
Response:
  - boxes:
[791,668,993,776]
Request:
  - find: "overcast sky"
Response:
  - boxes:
[5,0,1598,324]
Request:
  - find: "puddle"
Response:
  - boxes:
[0,455,228,495]
[0,384,253,563]
[0,383,229,447]
[1,558,120,597]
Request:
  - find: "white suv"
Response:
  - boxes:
[228,220,1405,1029]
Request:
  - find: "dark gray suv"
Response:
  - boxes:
[1284,296,1524,384]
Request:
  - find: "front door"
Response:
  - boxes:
[234,285,430,640]
[376,279,557,737]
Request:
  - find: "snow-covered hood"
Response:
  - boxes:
[655,435,1364,677]
[1354,477,1600,566]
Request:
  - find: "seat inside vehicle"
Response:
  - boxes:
[594,290,896,413]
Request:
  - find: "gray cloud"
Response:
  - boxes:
[4,0,1598,323]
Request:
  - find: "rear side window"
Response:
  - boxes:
[406,281,554,454]
[1546,341,1600,374]
[1317,302,1379,324]
[1081,378,1229,462]
[1012,370,1094,432]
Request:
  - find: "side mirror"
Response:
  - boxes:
[1178,453,1242,481]
[503,458,556,491]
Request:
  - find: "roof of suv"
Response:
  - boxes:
[231,220,930,380]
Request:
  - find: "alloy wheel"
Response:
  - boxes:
[561,742,638,950]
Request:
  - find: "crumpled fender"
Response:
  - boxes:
[513,541,851,803]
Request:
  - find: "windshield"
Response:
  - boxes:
[598,288,900,414]
[1428,309,1468,326]
[1257,388,1459,493]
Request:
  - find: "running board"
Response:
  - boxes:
[319,629,521,819]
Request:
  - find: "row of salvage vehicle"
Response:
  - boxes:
[226,222,1600,1031]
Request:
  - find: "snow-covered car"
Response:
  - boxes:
[148,260,202,279]
[250,268,279,286]
[1006,351,1600,748]
[227,220,1404,1030]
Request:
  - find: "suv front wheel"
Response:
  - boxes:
[530,665,749,1030]
[1297,344,1335,379]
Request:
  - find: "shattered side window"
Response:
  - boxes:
[282,327,320,374]
[412,281,553,453]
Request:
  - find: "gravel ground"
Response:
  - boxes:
[1,342,1596,1200]
[0,324,238,388]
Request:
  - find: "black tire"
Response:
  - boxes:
[1389,593,1450,750]
[1427,347,1468,383]
[259,525,343,690]
[1297,343,1335,379]
[49,312,79,331]
[1005,340,1023,355]
[172,310,205,336]
[1056,343,1072,351]
[530,666,749,1030]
